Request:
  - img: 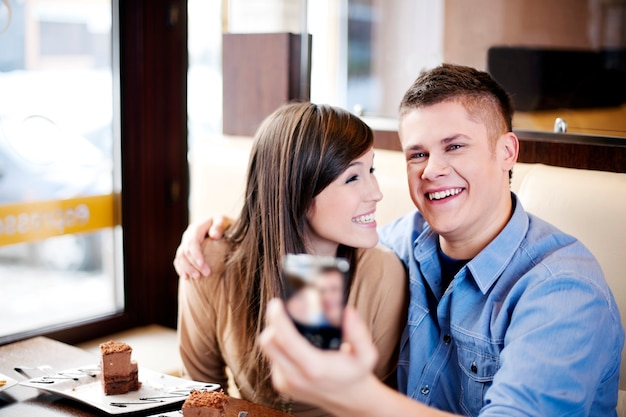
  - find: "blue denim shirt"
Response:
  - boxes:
[379,194,624,417]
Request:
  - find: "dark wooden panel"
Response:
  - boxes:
[487,47,626,111]
[118,0,189,330]
[222,32,311,136]
[372,127,626,173]
[373,129,402,151]
[515,130,626,173]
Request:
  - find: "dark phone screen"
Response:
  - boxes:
[282,254,349,350]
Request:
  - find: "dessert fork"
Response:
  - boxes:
[14,365,79,381]
[14,365,54,376]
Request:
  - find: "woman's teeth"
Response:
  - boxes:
[352,213,375,224]
[428,188,462,200]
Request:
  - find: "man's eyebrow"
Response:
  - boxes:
[405,135,462,151]
[442,134,464,144]
[405,143,424,152]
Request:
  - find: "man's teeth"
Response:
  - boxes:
[428,188,462,200]
[352,213,375,224]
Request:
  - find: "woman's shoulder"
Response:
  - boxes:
[355,245,406,281]
[349,245,408,337]
[357,244,403,267]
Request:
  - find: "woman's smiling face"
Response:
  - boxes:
[305,148,382,256]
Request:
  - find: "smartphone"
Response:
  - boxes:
[281,254,350,350]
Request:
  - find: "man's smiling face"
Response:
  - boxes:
[399,100,517,258]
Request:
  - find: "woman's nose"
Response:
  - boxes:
[368,176,383,202]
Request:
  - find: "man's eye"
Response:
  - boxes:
[409,152,426,159]
[447,144,462,151]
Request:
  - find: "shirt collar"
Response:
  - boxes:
[414,193,529,295]
[467,193,528,294]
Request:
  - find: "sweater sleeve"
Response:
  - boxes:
[349,245,408,386]
[177,240,230,391]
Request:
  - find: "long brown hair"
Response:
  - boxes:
[223,102,373,403]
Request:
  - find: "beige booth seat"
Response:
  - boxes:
[512,163,626,415]
[189,137,626,414]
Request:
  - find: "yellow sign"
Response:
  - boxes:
[0,194,118,246]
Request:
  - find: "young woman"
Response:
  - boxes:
[177,102,407,417]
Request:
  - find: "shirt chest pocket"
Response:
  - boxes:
[456,344,500,417]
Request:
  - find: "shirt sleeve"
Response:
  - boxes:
[481,272,623,416]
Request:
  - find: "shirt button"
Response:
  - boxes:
[420,386,430,395]
[471,362,478,373]
[443,334,451,344]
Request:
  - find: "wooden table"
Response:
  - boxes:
[0,336,293,417]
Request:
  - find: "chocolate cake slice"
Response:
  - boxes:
[99,340,141,395]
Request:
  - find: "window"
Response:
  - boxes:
[0,0,189,345]
[344,0,443,118]
[0,0,121,340]
[187,0,223,147]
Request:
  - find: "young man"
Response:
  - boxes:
[175,64,624,416]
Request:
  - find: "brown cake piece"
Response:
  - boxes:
[99,340,141,395]
[182,389,228,417]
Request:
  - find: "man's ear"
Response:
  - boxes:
[500,132,519,172]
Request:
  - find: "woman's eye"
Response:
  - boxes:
[345,175,359,183]
[369,167,376,174]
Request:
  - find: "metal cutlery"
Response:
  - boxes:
[14,365,79,381]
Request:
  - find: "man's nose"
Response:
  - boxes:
[421,155,450,180]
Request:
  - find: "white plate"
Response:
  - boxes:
[19,364,220,415]
[0,372,19,393]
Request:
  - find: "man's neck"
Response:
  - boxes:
[439,193,515,259]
